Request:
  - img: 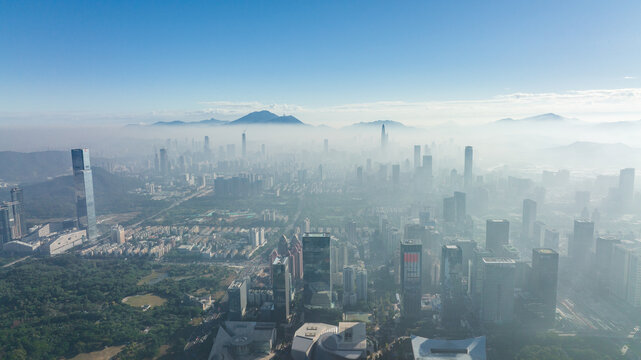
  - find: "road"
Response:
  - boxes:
[2,255,31,268]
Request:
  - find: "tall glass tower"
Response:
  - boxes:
[71,149,97,241]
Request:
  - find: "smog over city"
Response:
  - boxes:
[1,1,641,360]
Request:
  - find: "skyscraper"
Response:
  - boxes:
[0,206,12,244]
[464,146,473,188]
[159,148,169,175]
[441,245,463,326]
[324,138,329,153]
[400,240,422,316]
[481,257,516,324]
[570,219,594,268]
[242,132,247,157]
[204,135,210,153]
[443,196,456,222]
[414,145,421,170]
[531,248,558,327]
[486,219,509,254]
[272,256,291,323]
[10,187,26,237]
[620,168,635,209]
[71,149,97,241]
[521,199,537,251]
[356,268,368,302]
[303,233,332,307]
[454,191,466,224]
[381,124,388,150]
[227,279,248,321]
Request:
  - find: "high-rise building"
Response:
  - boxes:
[441,245,463,326]
[0,206,12,244]
[481,257,516,324]
[414,145,421,170]
[531,248,558,327]
[570,219,594,268]
[272,256,291,323]
[443,196,456,222]
[343,266,355,293]
[464,146,473,188]
[596,236,620,292]
[453,239,477,276]
[356,166,363,185]
[486,219,509,254]
[227,279,248,321]
[454,191,466,223]
[111,225,125,244]
[620,168,635,209]
[10,187,26,237]
[356,268,368,302]
[71,149,97,241]
[159,148,169,175]
[242,132,247,157]
[381,124,388,149]
[204,135,210,153]
[303,233,332,307]
[400,240,422,316]
[521,199,537,250]
[323,138,329,153]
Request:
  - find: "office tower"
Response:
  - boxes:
[71,149,97,241]
[261,143,266,156]
[154,152,160,172]
[204,135,210,153]
[227,279,248,320]
[303,233,332,307]
[532,221,545,248]
[454,191,466,223]
[381,124,388,149]
[343,266,355,293]
[379,164,388,181]
[443,196,456,222]
[423,155,433,180]
[454,239,476,276]
[226,144,236,158]
[521,199,537,250]
[570,219,594,268]
[469,247,492,303]
[481,257,516,324]
[272,256,291,322]
[392,164,400,186]
[304,218,311,233]
[414,145,421,170]
[356,166,363,185]
[620,168,635,209]
[419,211,431,226]
[486,220,509,254]
[159,148,169,175]
[575,191,590,212]
[241,132,247,157]
[10,187,26,237]
[0,206,11,244]
[346,220,357,242]
[464,146,473,188]
[324,138,329,153]
[544,229,559,250]
[441,245,463,325]
[531,249,558,327]
[596,236,620,293]
[400,240,422,315]
[111,225,125,244]
[356,268,367,302]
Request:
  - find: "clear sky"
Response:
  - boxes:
[1,0,640,126]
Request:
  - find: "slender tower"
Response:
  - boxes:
[242,132,247,157]
[71,149,97,241]
[464,146,473,188]
[381,124,388,150]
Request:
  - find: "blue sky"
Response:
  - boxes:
[1,0,640,125]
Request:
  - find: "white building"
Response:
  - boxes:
[42,230,87,255]
[410,335,486,359]
[291,322,367,360]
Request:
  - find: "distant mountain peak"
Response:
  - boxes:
[229,111,304,125]
[493,113,574,124]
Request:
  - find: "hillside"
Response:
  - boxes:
[0,151,71,184]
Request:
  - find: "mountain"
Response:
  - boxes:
[348,120,408,128]
[0,151,71,184]
[494,113,576,124]
[151,118,228,126]
[544,141,641,169]
[146,112,304,126]
[228,110,304,125]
